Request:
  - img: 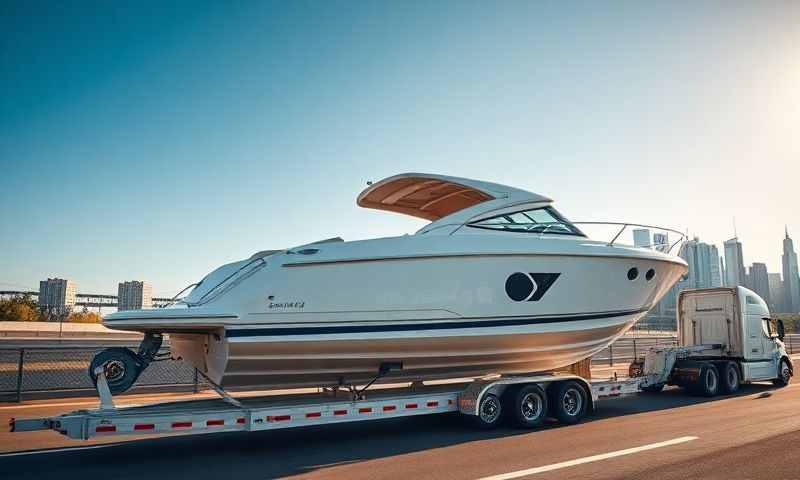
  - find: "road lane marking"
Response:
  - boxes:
[0,444,121,457]
[477,436,698,480]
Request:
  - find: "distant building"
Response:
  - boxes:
[723,238,746,287]
[768,273,784,313]
[653,233,669,253]
[633,229,651,249]
[749,263,771,305]
[681,238,723,289]
[38,278,77,317]
[118,281,152,311]
[783,228,800,313]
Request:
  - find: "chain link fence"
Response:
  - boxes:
[2,334,798,402]
[0,346,204,402]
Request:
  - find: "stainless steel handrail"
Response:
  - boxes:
[571,222,687,253]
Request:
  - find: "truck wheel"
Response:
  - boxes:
[550,381,588,425]
[472,393,503,429]
[507,384,548,429]
[773,360,792,387]
[89,347,143,395]
[720,362,740,394]
[692,363,720,397]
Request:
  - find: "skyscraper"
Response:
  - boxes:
[782,228,800,313]
[681,238,724,289]
[749,263,770,305]
[723,238,746,287]
[653,233,669,253]
[118,281,152,311]
[633,228,651,248]
[768,273,784,313]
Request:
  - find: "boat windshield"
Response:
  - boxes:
[467,207,584,236]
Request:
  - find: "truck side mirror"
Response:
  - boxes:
[777,319,785,341]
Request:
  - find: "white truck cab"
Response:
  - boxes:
[675,286,792,389]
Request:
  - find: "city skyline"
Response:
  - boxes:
[1,3,799,293]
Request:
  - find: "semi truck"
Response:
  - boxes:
[11,286,793,439]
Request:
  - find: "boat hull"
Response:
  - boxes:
[170,309,643,389]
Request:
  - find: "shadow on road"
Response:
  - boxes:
[0,383,784,479]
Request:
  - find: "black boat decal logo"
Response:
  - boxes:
[505,272,561,302]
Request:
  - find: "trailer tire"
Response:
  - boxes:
[691,363,720,397]
[773,359,792,387]
[472,393,503,429]
[550,381,588,425]
[720,362,740,394]
[507,384,548,429]
[89,347,142,395]
[642,384,664,393]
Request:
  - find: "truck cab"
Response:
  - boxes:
[676,286,792,389]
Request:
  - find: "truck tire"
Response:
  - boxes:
[773,359,792,387]
[507,384,548,429]
[472,393,503,429]
[549,381,589,425]
[691,363,720,397]
[720,362,740,394]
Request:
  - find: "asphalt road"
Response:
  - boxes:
[1,380,799,479]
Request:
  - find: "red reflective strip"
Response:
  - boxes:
[134,423,155,430]
[206,419,225,426]
[405,403,418,409]
[267,415,291,422]
[306,412,322,418]
[358,407,372,414]
[236,417,246,424]
[427,401,439,407]
[382,405,396,412]
[171,422,192,429]
[334,409,348,416]
[448,399,453,405]
[95,425,116,433]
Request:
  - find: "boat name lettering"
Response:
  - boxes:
[268,301,305,309]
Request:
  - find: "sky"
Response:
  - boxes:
[1,1,799,295]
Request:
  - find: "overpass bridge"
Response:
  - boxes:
[0,291,176,309]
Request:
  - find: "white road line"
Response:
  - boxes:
[477,436,698,480]
[0,444,120,457]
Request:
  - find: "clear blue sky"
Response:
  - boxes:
[1,1,798,295]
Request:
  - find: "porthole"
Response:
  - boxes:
[645,269,656,282]
[627,268,639,281]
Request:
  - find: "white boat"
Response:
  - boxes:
[96,173,687,393]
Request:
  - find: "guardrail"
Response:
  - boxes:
[2,334,798,402]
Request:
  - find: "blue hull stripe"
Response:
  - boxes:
[225,308,647,338]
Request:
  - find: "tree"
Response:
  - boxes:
[67,311,103,323]
[0,295,43,322]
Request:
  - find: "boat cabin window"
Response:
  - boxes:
[468,207,584,236]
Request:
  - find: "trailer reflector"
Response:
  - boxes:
[267,415,291,422]
[305,412,322,418]
[171,422,192,429]
[95,425,116,433]
[382,405,397,412]
[427,401,439,407]
[405,403,418,409]
[206,419,225,426]
[134,423,155,430]
[236,417,245,424]
[334,409,347,416]
[358,407,372,414]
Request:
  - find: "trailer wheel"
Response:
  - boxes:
[472,393,503,429]
[720,362,740,394]
[691,363,719,397]
[507,384,548,429]
[773,359,792,387]
[550,381,588,425]
[89,347,142,395]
